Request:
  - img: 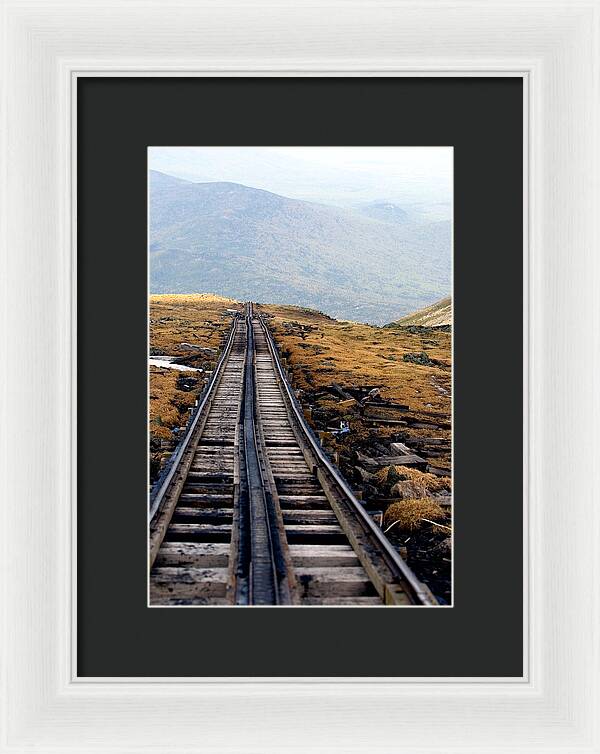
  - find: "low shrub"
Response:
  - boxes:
[383,497,447,533]
[374,465,451,494]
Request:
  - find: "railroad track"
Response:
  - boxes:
[149,304,437,606]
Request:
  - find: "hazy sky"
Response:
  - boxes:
[149,146,453,213]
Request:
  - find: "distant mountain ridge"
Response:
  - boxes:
[357,201,410,224]
[149,171,451,325]
[391,296,452,327]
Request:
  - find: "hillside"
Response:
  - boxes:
[148,295,452,602]
[149,294,243,480]
[357,201,410,224]
[390,296,452,327]
[149,171,451,325]
[258,302,452,602]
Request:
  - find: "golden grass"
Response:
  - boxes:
[383,498,447,532]
[150,293,242,357]
[148,297,452,478]
[149,294,242,442]
[258,303,450,408]
[257,302,451,467]
[374,465,451,495]
[149,366,197,440]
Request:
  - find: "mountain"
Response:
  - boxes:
[149,171,451,325]
[357,201,410,224]
[390,296,452,327]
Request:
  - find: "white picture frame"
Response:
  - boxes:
[2,0,599,751]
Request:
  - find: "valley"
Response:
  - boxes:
[149,171,450,325]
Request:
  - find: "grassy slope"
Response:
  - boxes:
[258,303,452,469]
[149,294,243,475]
[391,295,452,327]
[150,293,241,358]
[150,295,452,471]
[259,303,452,602]
[149,296,452,599]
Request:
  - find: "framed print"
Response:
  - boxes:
[77,76,522,677]
[3,1,599,752]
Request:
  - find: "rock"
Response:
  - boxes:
[179,342,202,351]
[402,352,445,367]
[390,442,413,455]
[364,483,380,499]
[432,537,452,557]
[390,480,428,500]
[176,376,199,392]
[386,465,402,487]
[355,466,376,483]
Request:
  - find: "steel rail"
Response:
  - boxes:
[237,303,291,605]
[149,313,240,522]
[256,311,437,606]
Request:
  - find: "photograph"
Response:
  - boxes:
[10,0,600,745]
[148,146,453,606]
